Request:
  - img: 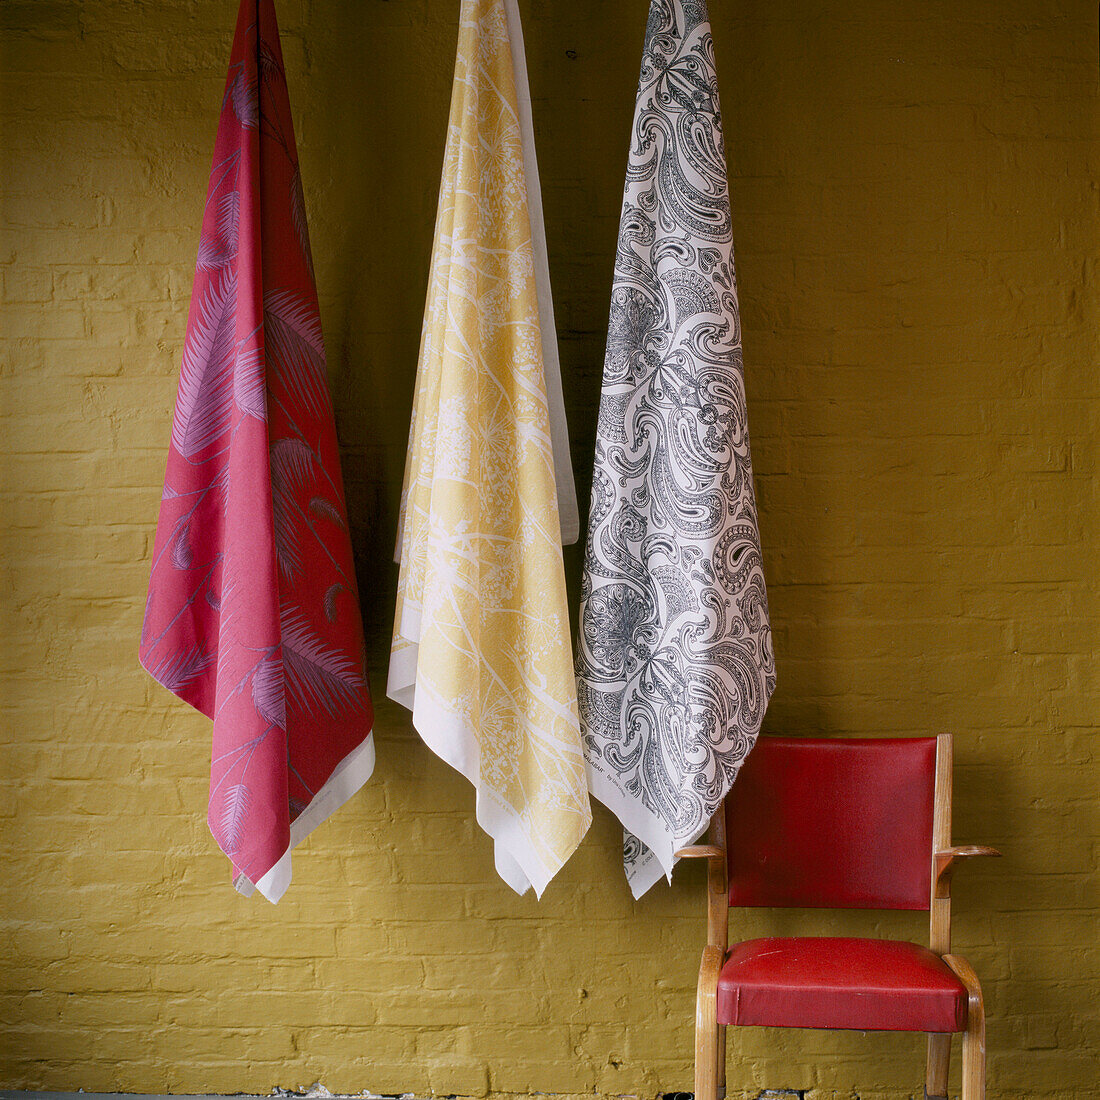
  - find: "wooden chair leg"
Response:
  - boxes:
[717,1023,727,1100]
[694,946,723,1100]
[945,954,987,1100]
[925,1032,951,1099]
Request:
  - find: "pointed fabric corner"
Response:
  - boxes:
[140,0,374,904]
[389,0,591,897]
[575,0,776,898]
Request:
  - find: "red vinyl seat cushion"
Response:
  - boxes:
[717,937,968,1033]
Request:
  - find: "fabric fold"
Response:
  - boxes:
[503,0,579,545]
[140,0,374,903]
[389,0,591,897]
[575,0,776,898]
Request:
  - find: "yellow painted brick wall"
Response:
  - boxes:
[2,1,1097,1098]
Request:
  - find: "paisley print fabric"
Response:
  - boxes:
[388,0,591,896]
[140,0,374,903]
[576,0,775,898]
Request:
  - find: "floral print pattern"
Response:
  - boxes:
[388,0,590,897]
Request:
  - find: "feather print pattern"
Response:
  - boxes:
[228,69,258,129]
[233,344,267,419]
[270,437,315,487]
[217,191,241,247]
[263,290,328,416]
[251,656,286,729]
[309,496,344,527]
[171,524,194,570]
[140,0,374,905]
[172,270,239,457]
[290,168,314,277]
[147,646,215,693]
[280,608,364,717]
[197,234,228,271]
[270,438,317,578]
[323,583,346,623]
[219,783,253,852]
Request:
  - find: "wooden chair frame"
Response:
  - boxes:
[678,734,1000,1100]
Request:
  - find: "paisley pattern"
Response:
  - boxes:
[140,0,374,903]
[575,0,775,897]
[388,0,591,897]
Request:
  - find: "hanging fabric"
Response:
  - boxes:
[575,0,776,898]
[503,0,580,544]
[140,0,374,903]
[389,0,590,896]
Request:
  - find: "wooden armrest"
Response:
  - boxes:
[934,845,1002,898]
[698,943,725,985]
[676,844,725,861]
[677,844,729,951]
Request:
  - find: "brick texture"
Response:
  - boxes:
[1,1,1098,1098]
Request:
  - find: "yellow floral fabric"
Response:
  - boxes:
[388,0,591,896]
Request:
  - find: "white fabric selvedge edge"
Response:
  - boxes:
[234,733,376,903]
[503,0,579,546]
[388,633,557,897]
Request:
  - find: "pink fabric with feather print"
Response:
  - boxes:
[140,0,375,903]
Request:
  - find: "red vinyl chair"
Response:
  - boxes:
[678,735,1000,1100]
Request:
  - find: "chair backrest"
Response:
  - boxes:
[725,735,941,910]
